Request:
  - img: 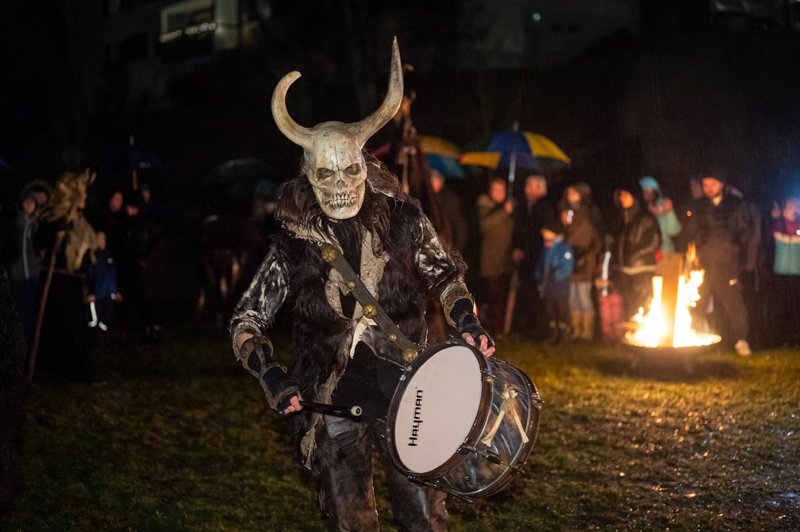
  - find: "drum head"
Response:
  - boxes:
[390,344,484,475]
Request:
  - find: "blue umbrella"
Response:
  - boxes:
[485,130,542,174]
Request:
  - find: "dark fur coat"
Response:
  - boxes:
[229,160,467,467]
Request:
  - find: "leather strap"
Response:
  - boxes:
[321,243,421,364]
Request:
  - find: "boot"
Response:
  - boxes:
[544,321,560,344]
[571,312,582,340]
[580,312,595,341]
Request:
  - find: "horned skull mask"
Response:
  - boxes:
[271,39,403,220]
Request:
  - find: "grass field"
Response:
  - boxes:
[2,327,799,531]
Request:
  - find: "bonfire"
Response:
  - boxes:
[624,248,721,351]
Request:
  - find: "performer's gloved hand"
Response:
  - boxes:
[450,299,495,357]
[240,336,302,414]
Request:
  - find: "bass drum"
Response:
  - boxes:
[385,341,542,500]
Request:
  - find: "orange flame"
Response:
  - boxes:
[628,270,720,348]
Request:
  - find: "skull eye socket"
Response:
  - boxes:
[316,168,335,180]
[345,163,361,176]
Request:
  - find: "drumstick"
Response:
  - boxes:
[481,409,507,446]
[510,407,530,444]
[300,401,363,419]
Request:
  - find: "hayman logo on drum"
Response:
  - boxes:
[408,388,424,446]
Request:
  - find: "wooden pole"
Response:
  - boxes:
[129,134,138,191]
[658,252,684,347]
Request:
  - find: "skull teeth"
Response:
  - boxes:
[327,192,357,208]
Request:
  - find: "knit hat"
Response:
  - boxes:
[638,176,661,194]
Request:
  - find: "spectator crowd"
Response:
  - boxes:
[468,171,799,356]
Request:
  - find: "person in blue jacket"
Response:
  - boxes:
[535,221,575,344]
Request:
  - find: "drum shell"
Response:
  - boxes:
[386,341,542,499]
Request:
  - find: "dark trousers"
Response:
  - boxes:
[39,271,92,381]
[544,297,570,326]
[700,270,749,343]
[619,272,653,319]
[512,272,548,340]
[314,416,448,531]
[9,277,40,338]
[482,274,510,336]
[775,274,800,345]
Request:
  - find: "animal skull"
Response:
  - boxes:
[271,38,403,219]
[303,127,367,219]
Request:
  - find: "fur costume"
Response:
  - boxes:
[230,158,473,467]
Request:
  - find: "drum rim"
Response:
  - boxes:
[386,340,492,479]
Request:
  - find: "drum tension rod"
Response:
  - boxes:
[459,445,510,467]
[408,476,474,503]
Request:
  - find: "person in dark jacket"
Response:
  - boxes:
[512,174,555,339]
[684,175,752,355]
[93,190,125,258]
[535,220,574,343]
[613,186,661,319]
[430,169,467,254]
[477,177,515,336]
[3,191,42,339]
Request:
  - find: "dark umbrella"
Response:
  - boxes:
[205,158,278,212]
[206,158,274,186]
[95,135,165,190]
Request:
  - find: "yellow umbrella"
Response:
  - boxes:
[460,130,571,170]
[523,132,571,164]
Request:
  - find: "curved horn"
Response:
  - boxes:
[351,37,403,147]
[271,71,314,150]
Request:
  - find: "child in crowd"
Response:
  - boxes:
[535,221,575,344]
[86,230,121,347]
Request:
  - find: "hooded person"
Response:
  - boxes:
[229,39,494,531]
[639,176,681,253]
[613,185,661,319]
[2,190,42,338]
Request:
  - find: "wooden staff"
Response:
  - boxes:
[129,135,139,191]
